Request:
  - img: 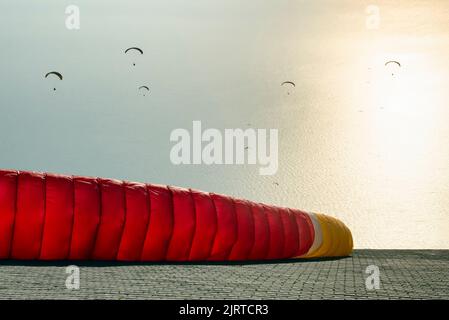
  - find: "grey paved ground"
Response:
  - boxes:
[0,250,448,300]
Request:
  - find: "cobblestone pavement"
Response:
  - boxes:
[0,250,448,300]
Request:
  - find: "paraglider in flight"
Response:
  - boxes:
[385,60,401,76]
[44,71,63,91]
[139,85,149,96]
[125,47,143,66]
[125,47,143,54]
[281,81,296,87]
[384,60,401,67]
[281,81,295,95]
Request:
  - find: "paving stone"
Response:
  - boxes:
[0,250,448,299]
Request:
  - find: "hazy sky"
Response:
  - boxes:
[1,1,449,248]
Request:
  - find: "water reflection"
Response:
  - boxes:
[0,0,448,249]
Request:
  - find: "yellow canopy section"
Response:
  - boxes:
[300,213,353,258]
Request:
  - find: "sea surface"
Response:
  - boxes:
[1,0,448,249]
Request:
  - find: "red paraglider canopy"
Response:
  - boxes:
[0,169,352,261]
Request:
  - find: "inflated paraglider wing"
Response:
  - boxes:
[125,47,143,54]
[384,61,401,67]
[281,81,295,87]
[44,71,63,80]
[0,170,353,261]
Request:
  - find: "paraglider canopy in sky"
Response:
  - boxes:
[125,47,143,54]
[384,60,401,67]
[281,81,295,87]
[45,71,63,80]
